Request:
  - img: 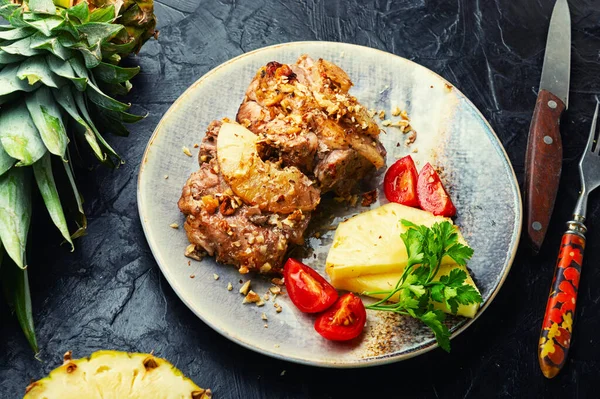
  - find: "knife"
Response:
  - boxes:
[524,0,571,253]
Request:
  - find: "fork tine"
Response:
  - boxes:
[589,100,600,154]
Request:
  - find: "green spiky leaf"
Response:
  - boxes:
[0,167,31,269]
[0,64,40,95]
[77,22,123,46]
[53,85,105,161]
[0,103,47,166]
[1,250,38,353]
[46,54,87,91]
[0,26,34,40]
[66,1,89,23]
[0,50,25,64]
[90,5,116,23]
[30,32,74,60]
[33,153,73,249]
[28,0,57,15]
[93,62,140,84]
[23,15,64,36]
[17,55,66,87]
[26,86,69,158]
[1,35,44,57]
[0,140,15,176]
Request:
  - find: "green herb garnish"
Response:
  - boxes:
[364,220,482,352]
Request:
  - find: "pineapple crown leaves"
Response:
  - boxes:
[0,0,155,270]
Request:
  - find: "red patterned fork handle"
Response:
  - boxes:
[538,231,585,378]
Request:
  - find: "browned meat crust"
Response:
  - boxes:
[178,158,310,274]
[237,55,387,196]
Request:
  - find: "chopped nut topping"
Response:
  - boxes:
[213,274,219,280]
[239,280,251,295]
[247,235,255,245]
[169,223,179,229]
[263,292,270,301]
[219,196,236,216]
[400,109,409,120]
[381,119,392,126]
[256,299,265,307]
[200,155,208,162]
[243,290,261,304]
[260,263,272,273]
[259,245,268,255]
[190,274,195,279]
[361,190,378,207]
[274,303,282,313]
[391,106,401,116]
[164,174,169,179]
[182,146,192,157]
[193,143,199,148]
[269,286,282,295]
[239,266,250,274]
[271,277,284,286]
[378,110,385,120]
[201,195,219,214]
[261,313,268,321]
[256,234,265,244]
[184,244,205,261]
[264,324,269,328]
[227,282,233,291]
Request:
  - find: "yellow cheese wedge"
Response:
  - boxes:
[333,265,480,318]
[326,203,467,284]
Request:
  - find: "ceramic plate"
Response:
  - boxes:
[137,41,522,367]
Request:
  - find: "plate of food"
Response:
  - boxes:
[137,41,522,367]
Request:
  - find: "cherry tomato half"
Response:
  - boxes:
[383,155,419,207]
[284,258,338,313]
[416,163,456,217]
[314,293,366,341]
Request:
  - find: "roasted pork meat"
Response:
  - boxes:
[178,122,310,274]
[237,55,387,196]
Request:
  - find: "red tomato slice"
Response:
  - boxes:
[314,293,366,341]
[416,163,456,217]
[284,258,338,313]
[383,155,419,207]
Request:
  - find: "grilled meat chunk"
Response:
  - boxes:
[237,55,387,196]
[178,158,310,274]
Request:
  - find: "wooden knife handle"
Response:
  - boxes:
[538,231,584,378]
[524,89,566,252]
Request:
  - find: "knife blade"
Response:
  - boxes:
[524,0,571,253]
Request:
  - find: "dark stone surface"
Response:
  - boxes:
[2,0,600,397]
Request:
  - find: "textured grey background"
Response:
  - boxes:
[2,0,600,397]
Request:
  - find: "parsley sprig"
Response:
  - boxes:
[364,220,482,352]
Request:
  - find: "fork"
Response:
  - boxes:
[538,100,600,378]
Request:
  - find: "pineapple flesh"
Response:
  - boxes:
[24,351,211,399]
[217,122,320,214]
[326,203,480,318]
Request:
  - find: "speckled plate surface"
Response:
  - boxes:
[137,41,522,368]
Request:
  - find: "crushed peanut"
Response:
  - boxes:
[382,119,392,126]
[391,106,401,116]
[261,313,268,321]
[269,286,282,295]
[271,277,284,286]
[182,146,192,157]
[169,223,179,229]
[400,109,409,120]
[239,280,251,295]
[243,290,261,304]
[260,263,272,273]
[263,292,271,301]
[274,303,282,313]
[256,299,265,307]
[227,282,233,291]
[164,174,169,179]
[378,110,385,120]
[239,266,250,274]
[193,143,199,148]
[213,274,219,281]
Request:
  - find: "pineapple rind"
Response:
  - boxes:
[24,350,211,399]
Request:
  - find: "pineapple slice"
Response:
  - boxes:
[24,351,211,399]
[326,202,467,284]
[217,122,320,214]
[333,266,480,318]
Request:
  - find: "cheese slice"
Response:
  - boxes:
[326,203,467,284]
[333,265,480,318]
